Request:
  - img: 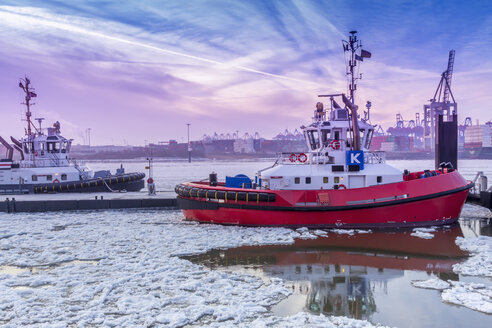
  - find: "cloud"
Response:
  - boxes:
[0,1,490,144]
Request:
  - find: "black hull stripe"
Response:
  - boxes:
[178,182,473,212]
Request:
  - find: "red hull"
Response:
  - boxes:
[183,227,468,273]
[177,171,472,228]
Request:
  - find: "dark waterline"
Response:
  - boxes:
[182,218,491,328]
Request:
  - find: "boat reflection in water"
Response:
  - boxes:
[182,225,469,321]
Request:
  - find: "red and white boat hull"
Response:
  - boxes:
[176,171,472,228]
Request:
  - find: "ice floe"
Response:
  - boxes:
[453,236,492,277]
[460,203,492,219]
[442,281,492,314]
[411,234,492,315]
[0,210,386,327]
[410,227,437,239]
[250,312,390,327]
[411,277,450,290]
[331,229,355,235]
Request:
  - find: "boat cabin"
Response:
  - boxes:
[258,101,402,190]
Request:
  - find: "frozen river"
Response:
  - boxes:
[0,159,491,327]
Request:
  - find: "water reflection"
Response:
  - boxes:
[182,223,479,322]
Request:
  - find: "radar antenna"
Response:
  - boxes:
[18,77,39,136]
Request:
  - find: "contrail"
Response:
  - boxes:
[0,6,324,88]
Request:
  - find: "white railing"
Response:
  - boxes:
[71,159,90,179]
[364,151,386,164]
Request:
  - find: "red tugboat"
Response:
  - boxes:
[175,31,472,228]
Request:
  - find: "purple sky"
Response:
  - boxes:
[0,1,491,145]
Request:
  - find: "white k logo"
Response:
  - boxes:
[350,153,361,164]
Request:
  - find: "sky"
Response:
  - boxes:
[0,0,491,146]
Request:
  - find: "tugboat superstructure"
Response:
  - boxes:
[0,77,144,194]
[175,31,472,228]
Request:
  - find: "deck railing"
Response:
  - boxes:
[364,151,386,164]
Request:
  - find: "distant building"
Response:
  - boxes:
[233,139,255,153]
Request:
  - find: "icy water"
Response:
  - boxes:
[0,159,491,327]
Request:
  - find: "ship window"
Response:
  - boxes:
[333,129,341,140]
[47,142,60,153]
[365,129,373,149]
[61,141,67,153]
[321,129,331,147]
[377,176,382,183]
[359,129,366,140]
[334,177,340,183]
[345,130,352,148]
[32,175,37,182]
[47,175,52,181]
[294,177,300,184]
[306,130,320,150]
[305,177,311,184]
[24,142,34,153]
[323,177,329,183]
[61,174,67,181]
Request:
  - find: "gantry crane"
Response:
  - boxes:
[423,50,458,150]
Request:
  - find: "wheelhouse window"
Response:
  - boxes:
[359,129,366,143]
[345,130,353,148]
[365,129,374,149]
[306,130,320,150]
[47,142,60,153]
[321,129,331,147]
[23,142,34,154]
[61,141,68,153]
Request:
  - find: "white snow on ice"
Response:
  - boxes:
[442,281,492,314]
[460,204,492,219]
[0,210,387,327]
[411,277,450,290]
[453,236,492,277]
[411,234,492,315]
[410,227,436,239]
[331,229,355,235]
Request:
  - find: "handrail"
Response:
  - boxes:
[364,151,386,164]
[470,171,489,194]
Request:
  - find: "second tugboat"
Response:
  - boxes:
[0,77,145,194]
[175,31,472,228]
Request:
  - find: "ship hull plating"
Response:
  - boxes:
[177,171,471,228]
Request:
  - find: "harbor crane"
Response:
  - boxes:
[423,50,457,151]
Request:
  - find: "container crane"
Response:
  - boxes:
[423,50,458,151]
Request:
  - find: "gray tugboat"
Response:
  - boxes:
[0,77,145,194]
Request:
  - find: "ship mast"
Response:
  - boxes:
[342,31,371,150]
[18,77,38,136]
[344,31,360,103]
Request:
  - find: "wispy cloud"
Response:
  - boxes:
[0,1,490,144]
